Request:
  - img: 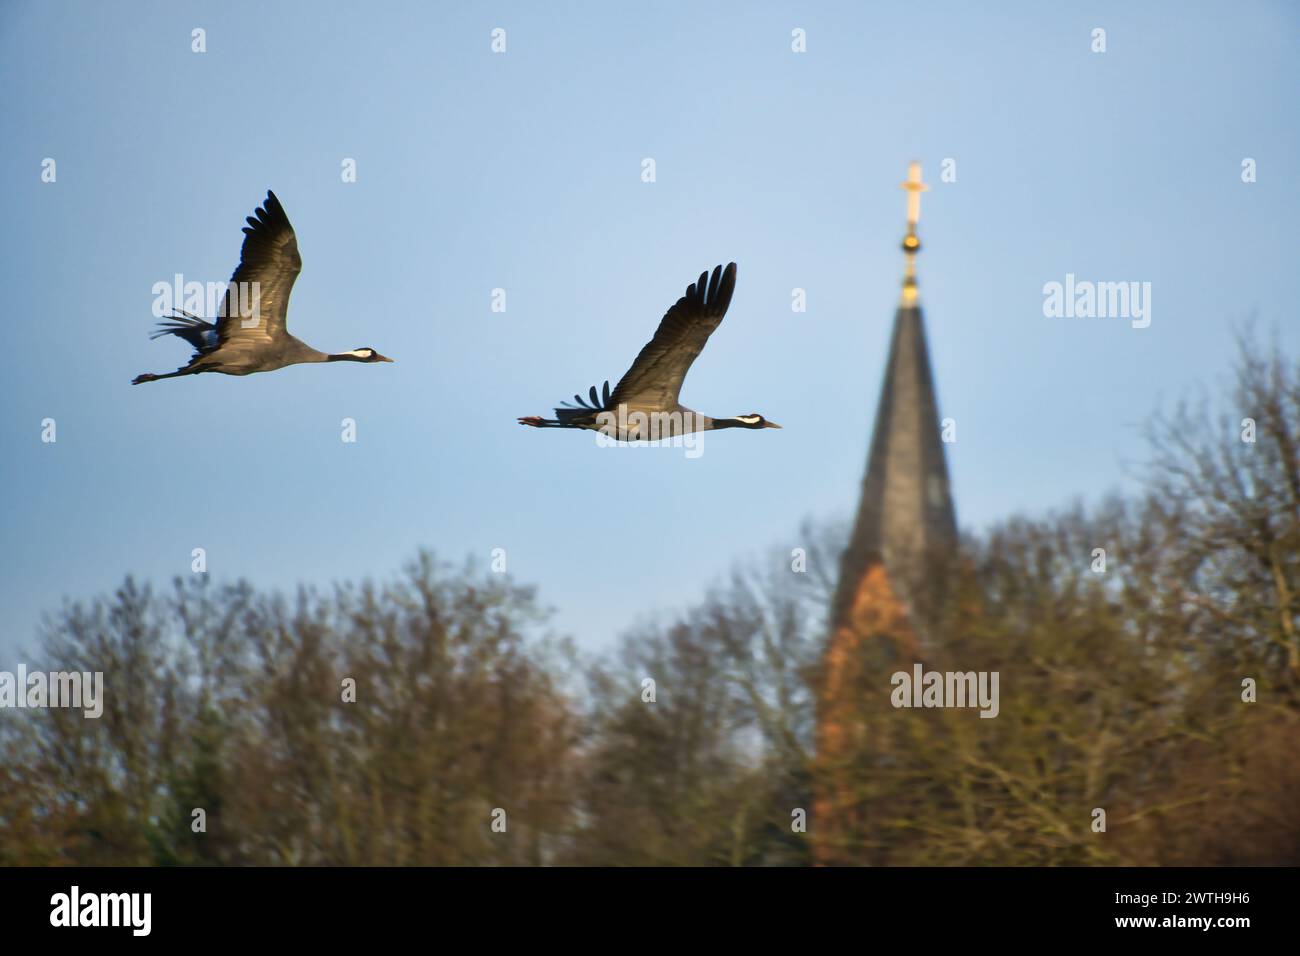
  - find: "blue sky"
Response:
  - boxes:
[1,0,1297,666]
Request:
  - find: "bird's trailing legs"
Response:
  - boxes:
[132,368,197,385]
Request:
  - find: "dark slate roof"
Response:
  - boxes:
[830,302,957,630]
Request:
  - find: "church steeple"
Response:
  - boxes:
[814,163,958,864]
[829,161,956,632]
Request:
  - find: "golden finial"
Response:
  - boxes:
[899,161,928,305]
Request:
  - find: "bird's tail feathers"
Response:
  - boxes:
[554,407,598,426]
[558,380,611,412]
[149,312,218,354]
[149,311,214,340]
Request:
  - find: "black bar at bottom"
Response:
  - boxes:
[0,865,1286,942]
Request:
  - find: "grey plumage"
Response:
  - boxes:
[132,191,392,384]
[519,262,780,439]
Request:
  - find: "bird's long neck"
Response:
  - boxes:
[326,351,368,362]
[704,416,741,430]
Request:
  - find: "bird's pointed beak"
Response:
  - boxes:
[378,353,394,362]
[764,420,782,429]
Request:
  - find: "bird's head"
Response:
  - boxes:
[733,413,781,429]
[337,347,394,363]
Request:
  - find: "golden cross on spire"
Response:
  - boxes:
[900,160,929,229]
[898,162,927,305]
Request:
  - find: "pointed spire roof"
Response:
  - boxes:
[831,163,957,631]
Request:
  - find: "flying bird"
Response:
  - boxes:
[518,263,780,440]
[132,191,393,384]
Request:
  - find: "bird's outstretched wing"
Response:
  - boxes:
[216,191,302,347]
[608,262,737,411]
